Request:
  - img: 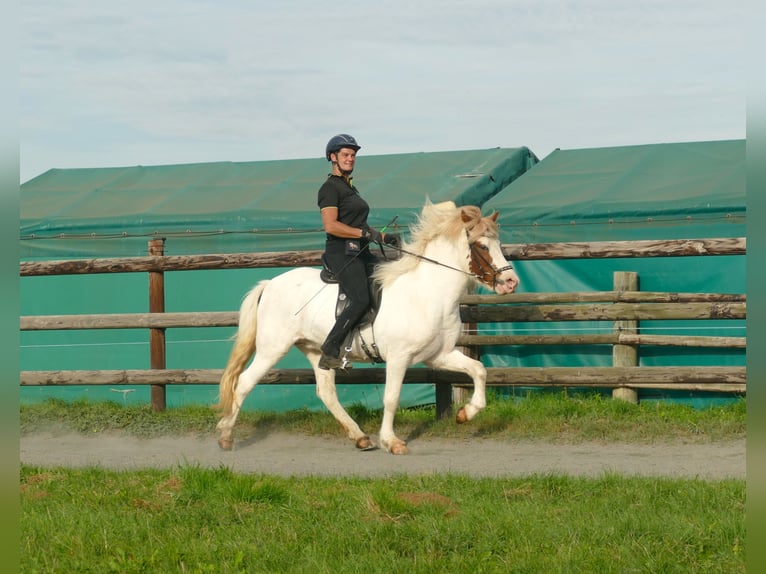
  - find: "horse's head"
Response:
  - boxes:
[461,207,519,295]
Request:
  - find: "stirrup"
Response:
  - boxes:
[341,346,354,370]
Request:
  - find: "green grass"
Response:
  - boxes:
[20,465,745,573]
[20,393,746,572]
[20,390,746,443]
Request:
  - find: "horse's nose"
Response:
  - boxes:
[499,273,519,294]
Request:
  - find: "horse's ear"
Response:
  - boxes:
[460,209,473,224]
[489,211,499,222]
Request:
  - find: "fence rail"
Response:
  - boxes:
[20,367,745,394]
[18,293,747,331]
[19,237,746,276]
[20,237,746,413]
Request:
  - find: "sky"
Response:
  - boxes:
[19,0,746,183]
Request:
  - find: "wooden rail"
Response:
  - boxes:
[18,302,747,332]
[19,237,746,276]
[20,367,746,394]
[18,310,747,349]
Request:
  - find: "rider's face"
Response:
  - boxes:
[333,148,357,173]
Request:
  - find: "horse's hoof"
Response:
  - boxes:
[456,407,469,424]
[355,436,376,451]
[218,438,233,451]
[389,441,409,455]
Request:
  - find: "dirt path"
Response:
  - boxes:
[20,430,745,480]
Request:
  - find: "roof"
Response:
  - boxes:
[20,140,745,258]
[20,147,537,258]
[485,139,745,242]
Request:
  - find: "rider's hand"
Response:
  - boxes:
[383,233,401,248]
[362,227,383,243]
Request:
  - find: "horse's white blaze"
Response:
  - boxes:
[488,243,519,294]
[215,201,519,454]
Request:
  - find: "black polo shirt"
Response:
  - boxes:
[317,175,370,239]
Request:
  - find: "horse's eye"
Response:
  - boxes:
[477,244,489,251]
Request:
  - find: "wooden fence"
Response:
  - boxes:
[20,237,746,415]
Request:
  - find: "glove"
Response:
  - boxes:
[383,233,401,248]
[362,226,383,243]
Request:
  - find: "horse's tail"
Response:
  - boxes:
[215,281,268,416]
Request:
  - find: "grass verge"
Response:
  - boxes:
[20,390,746,443]
[21,465,745,573]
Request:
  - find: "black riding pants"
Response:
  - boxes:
[321,239,376,357]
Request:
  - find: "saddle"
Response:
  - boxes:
[320,254,384,363]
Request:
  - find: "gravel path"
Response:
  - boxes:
[20,431,745,480]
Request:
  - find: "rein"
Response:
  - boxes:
[386,244,474,277]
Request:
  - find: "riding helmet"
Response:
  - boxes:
[325,134,361,161]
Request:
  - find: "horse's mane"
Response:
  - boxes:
[373,200,499,289]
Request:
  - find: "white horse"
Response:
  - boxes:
[215,201,519,454]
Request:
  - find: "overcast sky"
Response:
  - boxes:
[20,0,745,183]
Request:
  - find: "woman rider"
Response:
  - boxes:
[317,133,399,370]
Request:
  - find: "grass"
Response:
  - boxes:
[21,465,745,573]
[20,390,746,444]
[20,392,746,572]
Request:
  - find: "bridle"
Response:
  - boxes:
[384,229,514,290]
[468,238,515,290]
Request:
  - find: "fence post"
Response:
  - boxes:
[434,384,453,420]
[148,238,167,411]
[612,271,639,404]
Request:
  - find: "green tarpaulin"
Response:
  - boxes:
[481,140,745,392]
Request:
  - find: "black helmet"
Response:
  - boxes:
[325,134,361,161]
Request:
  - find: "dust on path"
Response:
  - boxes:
[20,430,745,480]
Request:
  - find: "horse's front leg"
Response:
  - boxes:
[379,360,410,455]
[426,349,487,423]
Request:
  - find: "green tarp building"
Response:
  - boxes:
[482,140,745,397]
[20,147,538,410]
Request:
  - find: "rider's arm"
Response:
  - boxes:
[321,207,367,239]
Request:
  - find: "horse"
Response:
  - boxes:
[215,200,519,454]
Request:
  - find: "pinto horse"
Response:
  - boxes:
[215,201,519,454]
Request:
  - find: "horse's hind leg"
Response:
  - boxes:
[426,349,487,423]
[303,349,374,450]
[216,352,281,450]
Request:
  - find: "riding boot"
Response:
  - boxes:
[318,353,343,370]
[319,320,350,370]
